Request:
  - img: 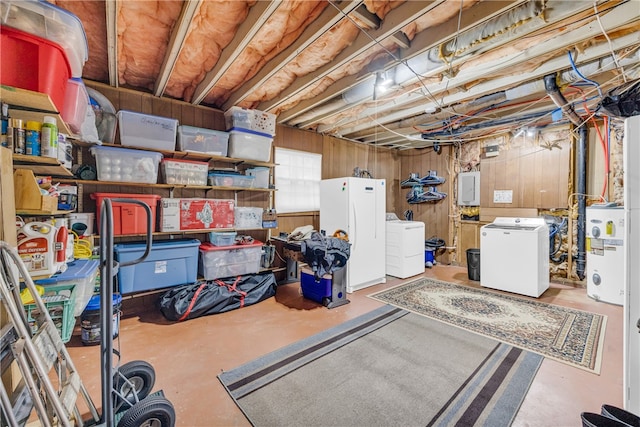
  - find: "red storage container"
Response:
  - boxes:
[0,26,71,113]
[90,193,161,235]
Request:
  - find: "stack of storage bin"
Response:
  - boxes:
[0,1,90,132]
[224,107,276,162]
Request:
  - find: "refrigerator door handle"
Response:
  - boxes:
[352,202,357,251]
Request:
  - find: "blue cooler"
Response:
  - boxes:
[114,239,200,294]
[300,269,332,304]
[36,259,99,316]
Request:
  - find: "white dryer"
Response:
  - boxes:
[480,217,549,297]
[385,220,425,279]
[586,204,625,305]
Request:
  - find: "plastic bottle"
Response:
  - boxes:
[41,116,58,158]
[0,103,8,148]
[13,119,25,154]
[25,121,42,156]
[6,114,14,152]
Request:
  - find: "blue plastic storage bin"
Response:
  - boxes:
[301,269,332,304]
[114,239,200,294]
[36,259,99,316]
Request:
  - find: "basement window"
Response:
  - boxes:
[274,148,321,213]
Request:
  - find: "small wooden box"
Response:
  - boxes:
[14,169,58,214]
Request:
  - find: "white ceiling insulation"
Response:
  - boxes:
[52,0,639,149]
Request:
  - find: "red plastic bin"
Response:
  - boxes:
[90,193,160,235]
[0,25,71,114]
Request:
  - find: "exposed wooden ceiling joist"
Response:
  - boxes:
[154,0,203,97]
[276,0,526,126]
[221,0,364,110]
[190,1,281,105]
[258,0,446,113]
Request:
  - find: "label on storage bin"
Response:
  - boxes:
[160,198,235,231]
[155,260,167,274]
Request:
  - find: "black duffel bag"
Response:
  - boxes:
[159,272,277,321]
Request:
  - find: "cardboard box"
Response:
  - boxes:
[160,198,235,231]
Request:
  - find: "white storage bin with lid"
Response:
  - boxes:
[117,110,178,151]
[224,106,276,136]
[0,0,88,77]
[234,207,263,229]
[90,145,162,184]
[161,159,208,185]
[198,241,263,280]
[177,125,229,156]
[246,167,270,189]
[227,128,273,162]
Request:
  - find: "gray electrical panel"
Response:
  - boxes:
[458,171,480,206]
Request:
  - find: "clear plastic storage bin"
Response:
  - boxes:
[198,241,263,280]
[224,106,276,136]
[161,159,208,185]
[227,128,273,162]
[246,167,270,188]
[177,125,229,156]
[234,207,263,229]
[90,145,162,184]
[62,78,89,134]
[208,231,237,246]
[117,110,178,151]
[208,173,255,188]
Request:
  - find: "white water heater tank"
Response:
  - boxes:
[586,204,625,305]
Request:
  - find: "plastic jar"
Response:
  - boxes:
[80,293,122,345]
[25,121,42,156]
[41,116,58,158]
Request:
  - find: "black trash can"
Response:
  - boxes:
[466,248,480,281]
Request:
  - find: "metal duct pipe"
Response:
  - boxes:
[543,73,587,280]
[575,125,588,281]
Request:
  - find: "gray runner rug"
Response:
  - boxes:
[218,305,542,426]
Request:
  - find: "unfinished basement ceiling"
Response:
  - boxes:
[55,0,640,149]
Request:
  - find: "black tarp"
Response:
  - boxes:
[159,272,277,321]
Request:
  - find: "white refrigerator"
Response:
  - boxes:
[320,177,386,293]
[624,114,640,413]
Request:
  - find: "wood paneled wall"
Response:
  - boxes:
[86,82,225,131]
[480,129,571,209]
[397,146,452,241]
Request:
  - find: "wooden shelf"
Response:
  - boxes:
[90,227,268,239]
[16,209,73,216]
[55,177,276,192]
[0,85,72,135]
[12,154,74,177]
[70,140,277,168]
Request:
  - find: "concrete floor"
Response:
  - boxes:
[65,264,623,426]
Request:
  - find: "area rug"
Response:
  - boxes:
[369,278,607,374]
[218,305,543,427]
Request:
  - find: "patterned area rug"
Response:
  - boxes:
[369,278,607,374]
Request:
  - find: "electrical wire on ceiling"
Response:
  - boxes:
[593,1,627,83]
[327,0,634,145]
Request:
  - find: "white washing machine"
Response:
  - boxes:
[480,217,549,297]
[586,204,625,305]
[385,220,425,279]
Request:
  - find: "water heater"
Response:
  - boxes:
[586,204,625,305]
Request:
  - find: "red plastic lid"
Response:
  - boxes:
[200,241,263,251]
